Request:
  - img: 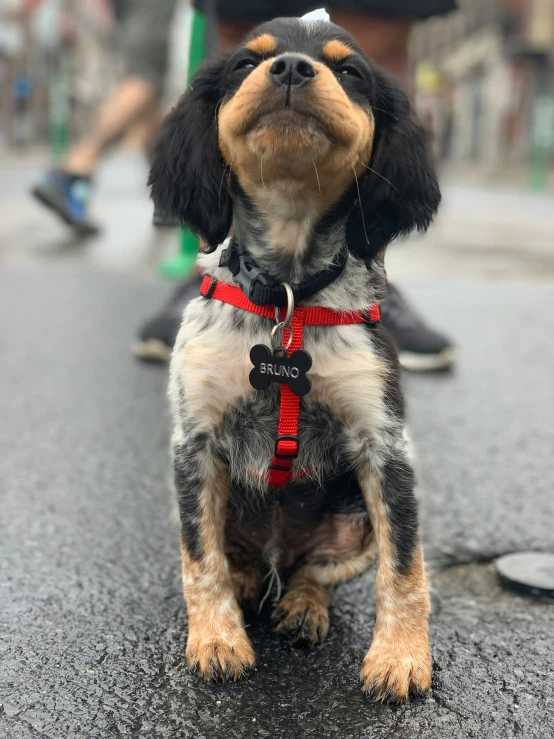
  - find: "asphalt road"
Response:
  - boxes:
[2,268,554,739]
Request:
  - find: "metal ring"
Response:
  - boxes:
[271,322,294,352]
[273,283,294,331]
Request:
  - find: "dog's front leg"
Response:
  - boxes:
[358,453,431,703]
[174,435,255,681]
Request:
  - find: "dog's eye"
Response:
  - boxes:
[337,65,362,79]
[234,58,257,72]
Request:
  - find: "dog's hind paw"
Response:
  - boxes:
[273,591,330,647]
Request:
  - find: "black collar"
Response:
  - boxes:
[219,238,349,307]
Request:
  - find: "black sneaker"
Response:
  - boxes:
[381,283,456,371]
[31,169,99,235]
[133,272,203,361]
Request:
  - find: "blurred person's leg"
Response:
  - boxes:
[60,78,159,177]
[32,0,176,234]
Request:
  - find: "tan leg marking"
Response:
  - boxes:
[359,472,431,703]
[181,461,255,681]
[274,570,334,647]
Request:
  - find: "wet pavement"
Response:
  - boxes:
[1,152,554,737]
[2,269,554,739]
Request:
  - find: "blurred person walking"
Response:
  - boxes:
[30,0,178,235]
[136,0,457,371]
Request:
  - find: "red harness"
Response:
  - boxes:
[200,275,381,488]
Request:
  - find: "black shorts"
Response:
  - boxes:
[198,0,457,22]
[111,0,178,94]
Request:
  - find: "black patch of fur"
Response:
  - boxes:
[227,466,367,527]
[198,311,216,333]
[148,58,232,251]
[346,69,441,261]
[174,435,208,561]
[244,18,370,68]
[381,457,419,576]
[231,309,246,332]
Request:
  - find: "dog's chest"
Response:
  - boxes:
[174,298,388,491]
[220,387,347,491]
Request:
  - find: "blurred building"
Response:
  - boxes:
[0,0,190,151]
[412,0,554,175]
[0,0,117,149]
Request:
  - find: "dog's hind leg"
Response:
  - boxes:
[273,570,334,646]
[357,453,431,703]
[226,545,264,615]
[175,436,255,681]
[273,515,375,646]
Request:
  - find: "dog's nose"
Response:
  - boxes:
[269,54,317,89]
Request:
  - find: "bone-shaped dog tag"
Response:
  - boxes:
[249,344,312,397]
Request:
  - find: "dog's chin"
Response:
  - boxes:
[245,110,332,163]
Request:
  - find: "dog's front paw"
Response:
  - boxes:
[273,591,330,646]
[186,627,255,681]
[360,633,431,703]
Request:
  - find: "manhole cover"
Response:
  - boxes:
[496,552,554,597]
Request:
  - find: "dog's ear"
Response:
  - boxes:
[346,70,441,261]
[148,59,232,251]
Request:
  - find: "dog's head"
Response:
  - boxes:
[149,18,440,260]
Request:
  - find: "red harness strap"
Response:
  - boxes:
[200,275,381,487]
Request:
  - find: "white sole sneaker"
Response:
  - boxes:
[398,347,457,372]
[132,339,172,362]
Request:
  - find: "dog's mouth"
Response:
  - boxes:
[241,91,329,139]
[255,105,324,132]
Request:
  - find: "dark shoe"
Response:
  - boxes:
[152,208,180,227]
[381,283,456,371]
[133,272,203,361]
[31,169,99,235]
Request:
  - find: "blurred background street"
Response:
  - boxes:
[2,148,554,280]
[2,0,554,279]
[1,1,554,738]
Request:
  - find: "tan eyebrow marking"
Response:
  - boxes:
[247,33,278,56]
[323,39,353,63]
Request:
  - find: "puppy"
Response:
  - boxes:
[149,17,440,702]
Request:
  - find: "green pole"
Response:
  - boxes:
[188,9,208,79]
[49,51,71,161]
[159,9,206,279]
[529,95,554,192]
